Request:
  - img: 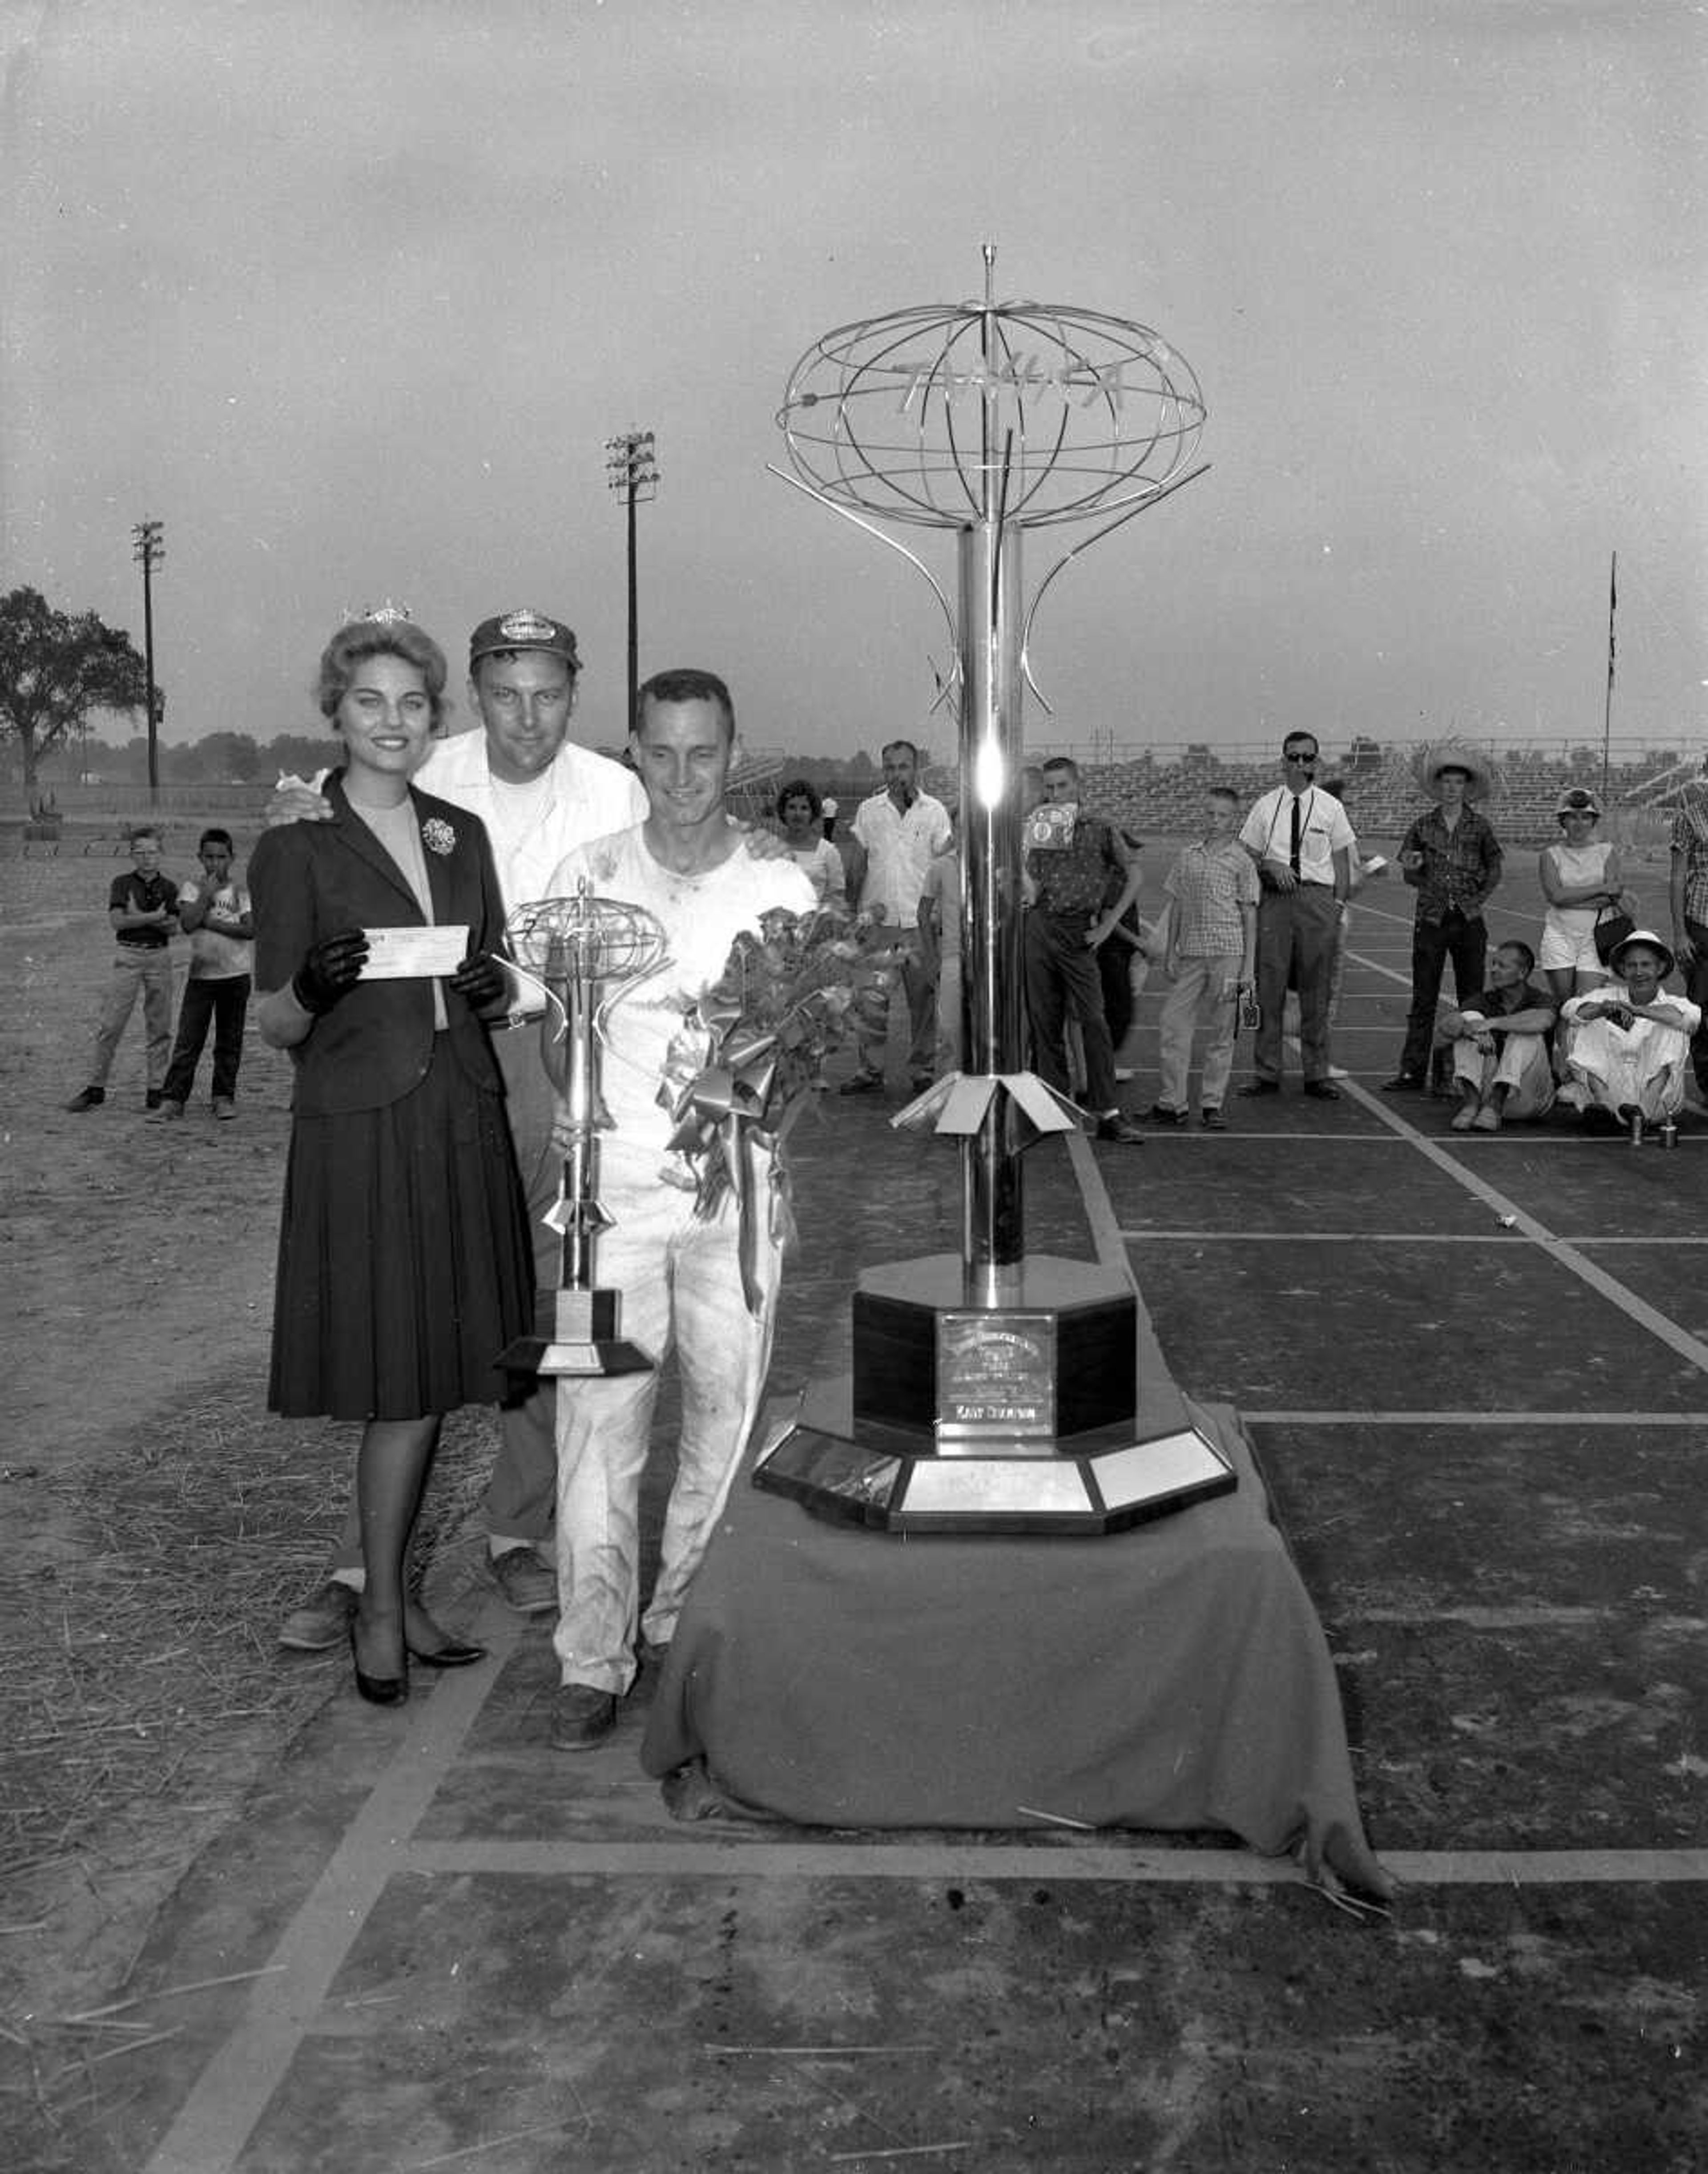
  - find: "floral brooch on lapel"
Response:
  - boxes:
[421,817,457,857]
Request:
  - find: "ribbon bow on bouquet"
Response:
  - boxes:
[656,906,892,1314]
[662,1016,797,1316]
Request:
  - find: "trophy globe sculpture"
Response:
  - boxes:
[753,246,1233,1532]
[499,884,668,1378]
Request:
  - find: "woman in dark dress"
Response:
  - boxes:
[250,614,532,1703]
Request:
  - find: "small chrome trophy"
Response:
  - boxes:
[498,884,668,1378]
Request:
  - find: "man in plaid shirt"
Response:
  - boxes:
[1668,771,1708,1099]
[1023,756,1144,1143]
[1383,751,1504,1092]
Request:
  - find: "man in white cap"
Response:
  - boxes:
[276,609,648,1649]
[1382,745,1503,1093]
[1560,930,1700,1134]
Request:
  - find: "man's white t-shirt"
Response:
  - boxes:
[548,826,817,1166]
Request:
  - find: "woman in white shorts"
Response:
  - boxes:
[1538,787,1626,1000]
[1539,785,1631,1093]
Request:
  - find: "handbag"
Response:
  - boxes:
[1592,907,1635,966]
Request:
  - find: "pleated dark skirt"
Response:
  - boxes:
[269,1045,534,1420]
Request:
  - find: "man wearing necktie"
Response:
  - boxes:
[1236,731,1356,1098]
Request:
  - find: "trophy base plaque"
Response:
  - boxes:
[753,1253,1236,1535]
[499,1288,653,1380]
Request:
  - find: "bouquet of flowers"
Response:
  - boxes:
[657,904,907,1310]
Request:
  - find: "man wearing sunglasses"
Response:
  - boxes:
[1237,732,1356,1099]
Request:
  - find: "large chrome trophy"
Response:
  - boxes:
[753,246,1235,1532]
[498,886,667,1378]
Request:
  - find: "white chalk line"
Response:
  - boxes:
[407,1837,1708,1890]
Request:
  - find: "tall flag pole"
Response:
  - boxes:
[1601,550,1616,804]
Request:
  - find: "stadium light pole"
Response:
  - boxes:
[131,518,165,803]
[604,432,658,732]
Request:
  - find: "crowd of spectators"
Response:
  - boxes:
[800,732,1705,1144]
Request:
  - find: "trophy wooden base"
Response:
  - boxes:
[752,1253,1236,1535]
[752,1377,1234,1536]
[498,1288,653,1380]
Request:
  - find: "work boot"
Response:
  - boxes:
[1093,1112,1145,1144]
[488,1545,557,1616]
[278,1577,361,1652]
[551,1684,617,1751]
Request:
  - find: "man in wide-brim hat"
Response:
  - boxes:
[1382,742,1506,1092]
[1414,740,1497,805]
[1560,927,1701,1130]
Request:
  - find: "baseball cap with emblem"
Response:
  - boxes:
[468,609,580,670]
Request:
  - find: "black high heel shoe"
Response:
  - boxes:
[405,1636,487,1669]
[349,1625,408,1706]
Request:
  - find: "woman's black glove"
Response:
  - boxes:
[292,928,369,1014]
[450,951,508,1009]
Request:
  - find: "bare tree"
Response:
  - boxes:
[0,586,148,794]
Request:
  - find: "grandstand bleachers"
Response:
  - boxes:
[9,743,1701,856]
[918,746,1705,849]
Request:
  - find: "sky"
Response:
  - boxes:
[3,0,1704,764]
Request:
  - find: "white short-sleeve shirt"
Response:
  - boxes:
[850,789,952,922]
[1239,784,1355,888]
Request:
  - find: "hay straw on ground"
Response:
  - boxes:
[0,1389,497,1870]
[0,1388,500,2170]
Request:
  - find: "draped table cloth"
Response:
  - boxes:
[641,1393,1390,1899]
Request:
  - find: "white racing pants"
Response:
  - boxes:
[552,1150,784,1695]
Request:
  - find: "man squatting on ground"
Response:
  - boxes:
[1382,748,1504,1094]
[840,739,951,1097]
[65,826,179,1112]
[1434,939,1558,1133]
[1146,784,1258,1131]
[156,827,254,1121]
[1237,731,1355,1101]
[276,610,647,1649]
[1560,929,1702,1133]
[544,669,817,1750]
[1023,755,1146,1144]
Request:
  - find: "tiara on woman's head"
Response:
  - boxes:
[344,598,413,625]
